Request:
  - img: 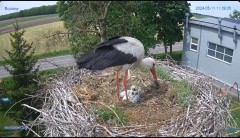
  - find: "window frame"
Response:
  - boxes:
[207,42,233,64]
[190,37,198,52]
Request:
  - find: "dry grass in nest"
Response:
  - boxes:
[21,58,237,137]
[72,68,184,135]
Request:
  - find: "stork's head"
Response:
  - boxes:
[141,57,159,87]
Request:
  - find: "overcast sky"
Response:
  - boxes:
[0,1,240,18]
[0,1,57,15]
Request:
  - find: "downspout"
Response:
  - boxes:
[196,25,202,70]
[233,25,237,44]
[182,13,190,66]
[185,13,189,30]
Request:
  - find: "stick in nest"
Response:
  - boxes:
[22,64,237,137]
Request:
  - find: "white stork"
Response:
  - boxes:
[77,36,159,102]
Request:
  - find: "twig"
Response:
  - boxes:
[22,122,41,137]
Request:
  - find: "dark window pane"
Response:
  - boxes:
[192,38,198,44]
[208,49,215,57]
[225,48,233,56]
[191,44,197,50]
[216,52,224,60]
[224,55,232,63]
[209,43,216,50]
[217,45,224,53]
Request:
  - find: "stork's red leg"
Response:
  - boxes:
[123,70,128,101]
[116,70,120,102]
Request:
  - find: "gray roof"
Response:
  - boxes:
[189,17,240,32]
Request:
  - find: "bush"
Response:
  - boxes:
[71,34,100,57]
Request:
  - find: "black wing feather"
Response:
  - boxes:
[95,36,128,49]
[77,47,137,70]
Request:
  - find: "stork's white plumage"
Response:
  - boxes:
[77,36,159,102]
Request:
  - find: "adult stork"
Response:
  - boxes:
[76,36,159,102]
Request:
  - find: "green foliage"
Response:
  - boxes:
[230,96,240,127]
[227,96,240,136]
[0,82,39,137]
[57,1,190,56]
[96,107,128,125]
[2,22,39,89]
[0,112,22,137]
[106,1,158,53]
[155,66,172,81]
[0,5,57,21]
[0,22,40,137]
[70,34,100,57]
[0,77,13,90]
[173,80,193,107]
[229,10,240,20]
[57,1,106,55]
[154,1,190,55]
[0,60,7,66]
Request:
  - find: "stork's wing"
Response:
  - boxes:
[95,36,128,50]
[77,46,137,70]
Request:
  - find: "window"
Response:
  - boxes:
[190,37,198,51]
[207,42,233,63]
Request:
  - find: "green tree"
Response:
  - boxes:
[57,1,190,56]
[106,1,158,53]
[229,10,240,20]
[2,22,39,90]
[57,1,112,56]
[1,22,40,137]
[154,1,190,56]
[57,1,158,56]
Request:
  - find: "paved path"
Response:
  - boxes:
[149,41,183,54]
[0,55,75,78]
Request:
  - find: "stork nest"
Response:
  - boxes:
[22,57,239,137]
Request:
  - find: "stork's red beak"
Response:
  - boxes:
[151,67,159,87]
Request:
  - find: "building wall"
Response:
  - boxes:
[182,23,240,87]
[182,24,201,69]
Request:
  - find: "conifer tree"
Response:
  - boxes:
[2,22,39,89]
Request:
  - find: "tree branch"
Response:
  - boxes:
[103,1,112,19]
[76,28,101,35]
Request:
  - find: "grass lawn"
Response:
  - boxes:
[153,50,182,61]
[0,21,70,61]
[0,14,58,28]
